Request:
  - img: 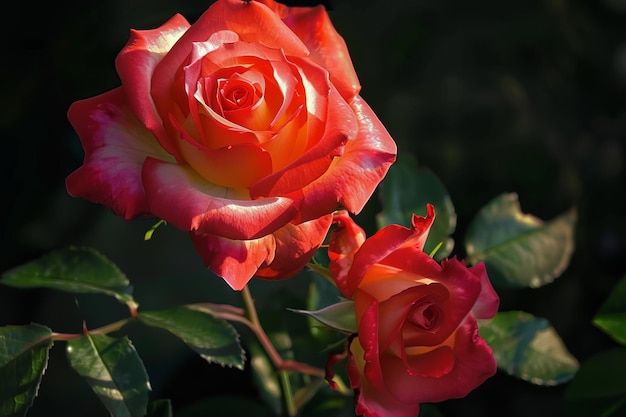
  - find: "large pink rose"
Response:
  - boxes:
[66,0,396,290]
[328,205,499,417]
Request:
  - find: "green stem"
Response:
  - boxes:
[241,286,284,367]
[278,370,297,417]
[241,286,298,417]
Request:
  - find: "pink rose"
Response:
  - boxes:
[66,0,396,290]
[328,205,499,417]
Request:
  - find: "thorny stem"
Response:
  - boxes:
[237,287,325,377]
[239,285,327,417]
[48,284,333,416]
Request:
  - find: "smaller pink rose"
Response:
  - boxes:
[328,205,499,417]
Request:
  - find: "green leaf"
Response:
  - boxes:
[66,334,150,417]
[289,301,357,334]
[376,154,456,259]
[144,220,166,241]
[465,193,577,288]
[306,274,347,343]
[593,276,626,345]
[145,399,173,417]
[565,348,626,417]
[0,324,53,417]
[138,305,245,369]
[479,310,579,385]
[0,246,136,306]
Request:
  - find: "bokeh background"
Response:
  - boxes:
[1,0,625,416]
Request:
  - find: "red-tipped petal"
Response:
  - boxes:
[250,84,353,199]
[66,88,173,219]
[151,0,309,128]
[289,96,396,223]
[349,341,421,417]
[190,231,275,291]
[328,210,367,297]
[254,214,333,279]
[383,318,496,404]
[142,158,299,239]
[345,206,435,295]
[355,293,385,393]
[255,0,361,100]
[115,14,190,160]
[469,262,500,320]
[281,5,360,101]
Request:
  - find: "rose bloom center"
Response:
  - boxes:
[219,77,259,110]
[406,299,443,332]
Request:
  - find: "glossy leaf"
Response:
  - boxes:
[593,275,626,345]
[66,334,150,417]
[376,154,456,259]
[306,274,348,343]
[465,193,576,288]
[289,301,357,334]
[479,310,579,385]
[0,246,135,306]
[138,305,245,369]
[565,348,626,417]
[0,324,53,417]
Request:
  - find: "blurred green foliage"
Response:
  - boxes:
[1,0,625,416]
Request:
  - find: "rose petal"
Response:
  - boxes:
[257,56,330,172]
[142,158,299,239]
[401,344,455,378]
[254,214,333,279]
[469,262,500,320]
[151,0,309,130]
[349,340,420,417]
[383,318,497,404]
[175,124,274,188]
[255,0,361,100]
[279,5,361,101]
[375,284,450,351]
[184,39,298,143]
[189,231,275,291]
[66,88,174,220]
[355,383,421,417]
[285,96,396,224]
[344,206,435,296]
[357,258,441,302]
[328,210,367,297]
[250,82,351,199]
[346,337,363,391]
[384,259,482,348]
[354,292,385,393]
[356,258,484,352]
[115,14,190,160]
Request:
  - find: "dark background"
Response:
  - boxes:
[1,0,625,416]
